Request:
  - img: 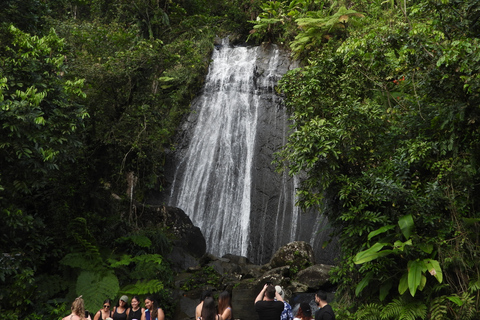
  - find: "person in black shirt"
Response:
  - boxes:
[254,283,285,320]
[314,291,335,320]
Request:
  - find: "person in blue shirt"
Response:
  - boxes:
[275,285,293,320]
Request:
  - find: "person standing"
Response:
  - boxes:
[198,297,222,320]
[314,291,335,320]
[275,285,293,320]
[94,299,113,320]
[128,296,144,320]
[112,295,130,320]
[143,296,165,320]
[196,290,213,319]
[254,283,284,320]
[63,296,91,320]
[218,291,233,320]
[293,302,312,320]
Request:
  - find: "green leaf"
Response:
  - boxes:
[407,259,425,296]
[417,242,434,254]
[354,243,393,264]
[424,259,443,283]
[398,214,414,240]
[379,281,392,301]
[367,224,395,240]
[77,270,120,312]
[398,272,408,295]
[355,271,374,297]
[447,295,464,306]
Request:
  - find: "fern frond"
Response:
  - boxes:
[429,296,447,320]
[122,279,164,295]
[76,270,119,312]
[381,296,426,320]
[354,303,382,320]
[60,252,102,271]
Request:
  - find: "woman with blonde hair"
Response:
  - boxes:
[63,296,91,320]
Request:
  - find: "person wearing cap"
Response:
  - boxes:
[254,283,284,320]
[275,286,293,320]
[112,295,130,320]
[294,302,312,320]
[314,291,335,320]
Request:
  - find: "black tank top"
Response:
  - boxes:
[128,308,142,320]
[112,307,128,320]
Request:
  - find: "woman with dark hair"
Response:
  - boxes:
[294,302,313,320]
[142,296,165,320]
[128,296,144,320]
[112,295,130,320]
[94,299,113,320]
[199,297,222,320]
[196,290,213,319]
[218,291,232,320]
[63,296,91,320]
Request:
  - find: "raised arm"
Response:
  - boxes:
[255,284,269,304]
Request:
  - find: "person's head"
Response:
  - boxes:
[218,291,232,313]
[274,286,285,300]
[315,290,328,306]
[201,290,213,302]
[201,297,217,320]
[131,296,141,309]
[102,299,112,313]
[71,296,86,318]
[297,302,312,319]
[145,296,157,310]
[118,295,129,308]
[265,284,276,300]
[145,296,159,319]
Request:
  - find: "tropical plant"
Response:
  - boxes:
[276,0,480,319]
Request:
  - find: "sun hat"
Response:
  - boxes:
[275,285,285,300]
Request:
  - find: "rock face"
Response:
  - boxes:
[138,204,206,271]
[154,41,339,266]
[171,241,335,320]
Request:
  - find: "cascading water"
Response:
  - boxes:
[166,39,338,264]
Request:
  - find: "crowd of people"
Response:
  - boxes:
[63,284,334,320]
[62,295,164,320]
[253,283,335,320]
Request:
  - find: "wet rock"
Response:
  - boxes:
[269,241,316,271]
[295,264,333,290]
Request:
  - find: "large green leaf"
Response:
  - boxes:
[76,271,120,312]
[367,224,395,240]
[398,272,408,295]
[355,271,374,297]
[354,243,393,264]
[398,214,414,240]
[407,260,426,296]
[424,259,443,283]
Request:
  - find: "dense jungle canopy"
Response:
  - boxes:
[1,0,480,319]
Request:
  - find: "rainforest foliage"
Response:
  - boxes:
[265,0,480,319]
[0,0,256,318]
[1,0,480,319]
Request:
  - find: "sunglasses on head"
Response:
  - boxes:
[104,305,110,308]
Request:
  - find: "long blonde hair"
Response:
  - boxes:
[71,296,86,319]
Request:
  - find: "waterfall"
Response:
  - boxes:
[166,40,338,264]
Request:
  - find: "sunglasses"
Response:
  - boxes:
[104,305,110,308]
